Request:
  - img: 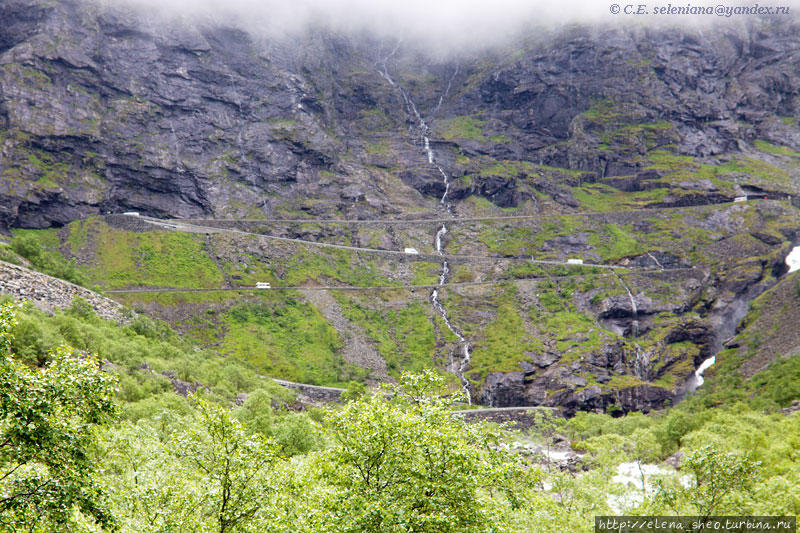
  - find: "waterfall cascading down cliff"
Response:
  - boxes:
[378,48,472,403]
[614,272,650,381]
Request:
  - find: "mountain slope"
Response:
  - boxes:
[1,0,800,413]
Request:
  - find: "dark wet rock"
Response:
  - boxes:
[527,351,560,368]
[399,169,446,198]
[720,260,765,295]
[603,170,663,192]
[532,181,580,208]
[599,293,657,319]
[0,4,798,228]
[562,374,587,388]
[581,385,602,402]
[664,451,685,469]
[474,175,528,208]
[478,359,672,416]
[595,372,611,384]
[612,385,672,413]
[664,320,715,364]
[624,252,690,270]
[782,400,800,415]
[751,232,783,247]
[587,342,624,369]
[647,193,732,209]
[542,233,590,254]
[677,179,717,192]
[446,173,530,207]
[480,371,543,407]
[161,370,208,397]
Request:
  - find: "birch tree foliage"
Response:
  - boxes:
[103,394,280,533]
[314,369,539,533]
[0,302,118,531]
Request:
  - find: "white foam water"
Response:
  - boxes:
[786,246,800,273]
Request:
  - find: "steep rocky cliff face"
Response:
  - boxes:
[2,1,799,228]
[1,0,799,413]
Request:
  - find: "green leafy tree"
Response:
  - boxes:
[10,235,87,286]
[233,389,323,456]
[340,380,367,402]
[270,412,323,456]
[628,428,661,498]
[0,302,118,530]
[513,468,610,533]
[106,395,280,533]
[656,409,693,455]
[232,388,275,437]
[312,369,538,533]
[172,395,279,533]
[102,421,202,532]
[655,444,760,517]
[529,409,567,473]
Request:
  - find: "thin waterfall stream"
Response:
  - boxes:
[377,52,472,402]
[617,274,639,337]
[614,272,649,380]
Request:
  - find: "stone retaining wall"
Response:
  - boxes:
[273,379,344,403]
[455,406,564,430]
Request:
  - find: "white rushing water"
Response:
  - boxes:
[377,49,471,402]
[695,246,800,389]
[646,252,664,270]
[787,246,800,273]
[608,462,689,512]
[633,345,649,381]
[429,176,472,402]
[432,65,459,118]
[694,355,716,387]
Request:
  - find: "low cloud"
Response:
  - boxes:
[102,0,614,49]
[101,0,800,54]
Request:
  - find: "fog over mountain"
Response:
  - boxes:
[101,0,800,55]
